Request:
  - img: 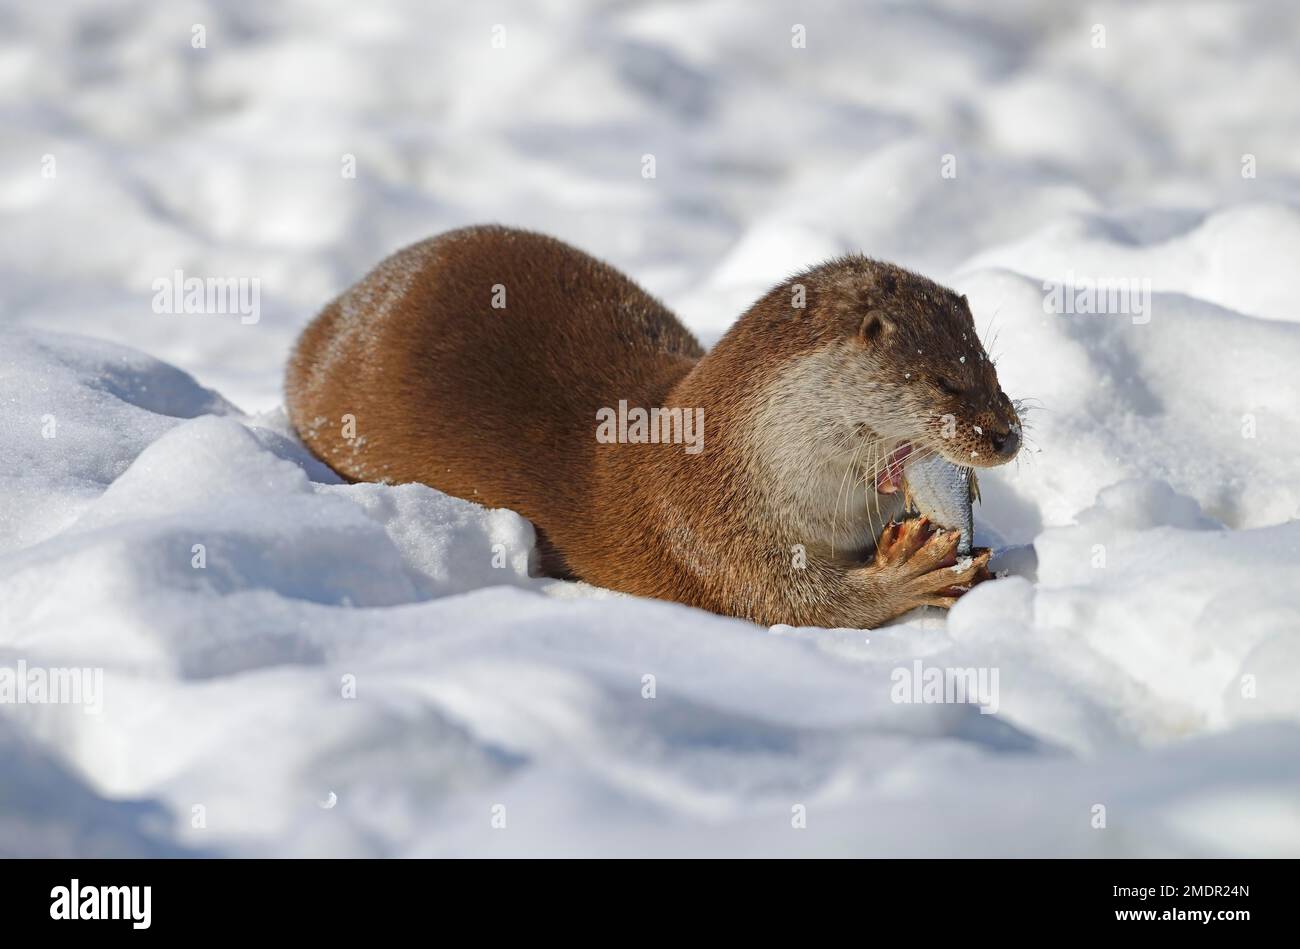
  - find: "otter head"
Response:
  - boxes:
[769,256,1021,490]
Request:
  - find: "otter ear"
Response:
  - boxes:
[858,309,892,345]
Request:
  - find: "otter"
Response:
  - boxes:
[285,225,1021,628]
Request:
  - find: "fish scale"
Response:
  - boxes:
[901,453,978,554]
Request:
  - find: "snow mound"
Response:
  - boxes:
[2,331,1298,857]
[0,331,238,553]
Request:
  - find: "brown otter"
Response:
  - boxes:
[285,225,1021,628]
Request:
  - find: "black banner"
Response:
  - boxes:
[0,858,1284,936]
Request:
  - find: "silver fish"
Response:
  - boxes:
[901,453,978,554]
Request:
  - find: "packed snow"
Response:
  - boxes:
[3,0,1300,856]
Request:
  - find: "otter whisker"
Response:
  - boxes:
[864,439,883,547]
[829,440,865,560]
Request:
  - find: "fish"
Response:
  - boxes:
[901,453,979,555]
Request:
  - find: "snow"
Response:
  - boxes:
[3,0,1300,856]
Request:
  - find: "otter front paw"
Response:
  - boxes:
[873,517,993,611]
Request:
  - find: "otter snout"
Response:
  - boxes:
[936,398,1022,468]
[990,425,1020,459]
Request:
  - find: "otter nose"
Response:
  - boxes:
[991,427,1020,458]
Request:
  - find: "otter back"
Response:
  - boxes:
[285,225,703,566]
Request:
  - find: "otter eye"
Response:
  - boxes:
[936,377,962,396]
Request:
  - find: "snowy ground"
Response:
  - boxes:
[3,1,1300,856]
